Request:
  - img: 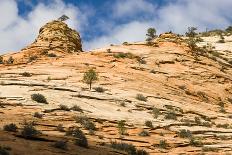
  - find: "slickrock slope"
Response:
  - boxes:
[0,28,232,154]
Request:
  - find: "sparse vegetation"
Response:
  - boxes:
[71,105,83,112]
[113,52,135,59]
[117,120,127,135]
[76,115,96,131]
[145,120,153,128]
[110,141,149,155]
[57,124,65,132]
[202,146,219,152]
[146,27,157,42]
[47,53,57,57]
[165,111,177,120]
[159,140,168,149]
[83,68,98,90]
[31,93,48,104]
[59,104,70,111]
[138,130,150,137]
[20,72,32,77]
[152,107,160,118]
[3,123,18,132]
[178,129,192,138]
[189,137,203,146]
[94,87,105,93]
[66,127,88,148]
[136,94,147,102]
[34,112,43,118]
[53,140,67,150]
[21,122,41,138]
[0,56,3,64]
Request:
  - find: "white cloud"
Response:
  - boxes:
[85,0,232,50]
[0,0,88,53]
[84,21,153,50]
[112,0,156,18]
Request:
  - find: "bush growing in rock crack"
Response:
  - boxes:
[21,122,41,139]
[20,72,32,77]
[178,129,192,138]
[3,123,18,132]
[138,130,150,137]
[110,141,149,155]
[136,94,147,102]
[159,140,168,149]
[117,120,127,135]
[66,127,88,148]
[94,87,105,93]
[75,115,96,131]
[31,93,48,104]
[53,140,68,150]
[165,111,177,120]
[57,124,65,132]
[152,108,160,118]
[34,112,43,118]
[59,104,70,111]
[71,105,83,112]
[145,120,153,128]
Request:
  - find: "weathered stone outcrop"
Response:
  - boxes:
[23,20,82,52]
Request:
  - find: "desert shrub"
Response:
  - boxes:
[57,124,65,132]
[94,87,105,93]
[146,27,157,42]
[145,121,153,128]
[110,141,148,155]
[71,105,83,112]
[0,56,3,64]
[28,55,37,62]
[138,130,150,137]
[120,101,126,107]
[20,72,32,77]
[186,27,197,37]
[75,115,96,131]
[31,93,48,104]
[165,111,177,120]
[152,108,160,118]
[202,147,219,152]
[33,112,43,118]
[123,42,129,45]
[216,123,230,129]
[219,107,226,113]
[53,140,67,150]
[83,68,98,90]
[178,129,192,138]
[117,120,127,135]
[137,57,147,64]
[189,137,203,146]
[136,94,147,102]
[21,122,41,138]
[218,101,225,107]
[7,56,14,64]
[0,146,10,155]
[194,117,201,124]
[159,140,168,149]
[202,121,212,127]
[66,127,88,148]
[59,104,70,111]
[113,52,135,59]
[47,53,57,57]
[3,123,18,132]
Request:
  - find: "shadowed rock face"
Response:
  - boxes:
[24,20,82,52]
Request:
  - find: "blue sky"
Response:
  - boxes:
[0,0,232,53]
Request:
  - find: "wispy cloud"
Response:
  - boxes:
[0,0,89,53]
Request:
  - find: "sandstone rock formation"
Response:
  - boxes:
[23,20,82,53]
